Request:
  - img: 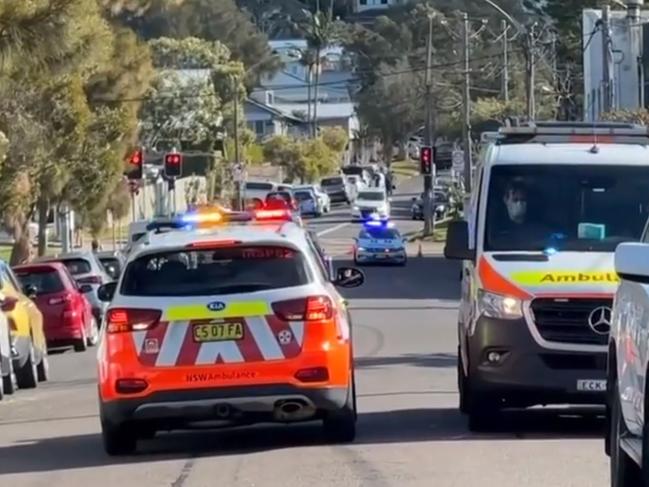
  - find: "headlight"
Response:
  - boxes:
[357,247,366,251]
[353,205,359,211]
[478,290,523,320]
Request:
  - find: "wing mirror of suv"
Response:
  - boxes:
[334,267,365,288]
[615,243,649,283]
[23,284,38,299]
[97,282,117,302]
[444,220,475,261]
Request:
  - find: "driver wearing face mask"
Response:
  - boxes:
[490,180,550,248]
[504,183,528,225]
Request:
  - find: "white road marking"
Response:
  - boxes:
[317,222,350,236]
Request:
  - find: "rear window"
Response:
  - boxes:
[295,191,314,201]
[14,269,65,295]
[246,182,273,191]
[321,177,343,186]
[121,246,311,297]
[60,259,92,275]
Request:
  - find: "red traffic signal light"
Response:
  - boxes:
[164,152,182,178]
[126,149,143,180]
[420,146,433,175]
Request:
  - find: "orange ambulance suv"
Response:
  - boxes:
[96,208,364,455]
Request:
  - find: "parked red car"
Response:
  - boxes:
[13,263,99,352]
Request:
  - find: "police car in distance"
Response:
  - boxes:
[353,220,407,266]
[95,206,365,455]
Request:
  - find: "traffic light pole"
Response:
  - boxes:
[423,13,435,236]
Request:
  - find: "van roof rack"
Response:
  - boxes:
[495,120,649,145]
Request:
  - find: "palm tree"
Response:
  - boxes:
[297,8,336,137]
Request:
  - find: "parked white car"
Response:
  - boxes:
[351,188,390,221]
[295,185,331,213]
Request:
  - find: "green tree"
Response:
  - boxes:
[127,0,281,83]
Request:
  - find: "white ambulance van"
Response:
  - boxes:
[444,121,649,431]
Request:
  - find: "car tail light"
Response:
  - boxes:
[254,208,292,221]
[272,296,333,321]
[115,378,148,394]
[294,367,329,382]
[77,275,102,285]
[0,296,18,312]
[106,308,161,334]
[49,293,73,306]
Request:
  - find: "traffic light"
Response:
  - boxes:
[126,149,143,180]
[164,152,182,178]
[420,146,433,175]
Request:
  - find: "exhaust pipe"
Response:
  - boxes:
[215,404,231,419]
[273,400,315,421]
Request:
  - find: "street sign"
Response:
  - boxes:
[452,150,464,171]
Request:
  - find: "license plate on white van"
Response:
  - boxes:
[577,380,606,392]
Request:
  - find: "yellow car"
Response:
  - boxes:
[0,260,48,389]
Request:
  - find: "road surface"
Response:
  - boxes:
[0,177,608,487]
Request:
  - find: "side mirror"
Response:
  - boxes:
[411,197,416,201]
[392,184,396,190]
[97,282,117,302]
[334,267,365,288]
[615,243,649,282]
[444,220,475,261]
[79,284,94,294]
[23,284,38,299]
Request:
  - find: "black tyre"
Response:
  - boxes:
[610,380,642,486]
[15,342,38,389]
[323,378,356,443]
[36,351,49,382]
[87,318,100,347]
[458,347,468,414]
[464,370,501,432]
[1,328,15,395]
[2,359,16,395]
[74,328,88,352]
[101,420,138,456]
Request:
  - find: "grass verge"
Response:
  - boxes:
[391,159,419,178]
[405,219,449,243]
[0,244,60,263]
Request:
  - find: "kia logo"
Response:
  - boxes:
[207,301,226,312]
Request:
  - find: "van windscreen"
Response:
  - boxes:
[484,164,649,252]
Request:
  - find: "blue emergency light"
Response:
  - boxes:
[364,219,394,228]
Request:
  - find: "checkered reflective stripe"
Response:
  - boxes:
[131,317,305,367]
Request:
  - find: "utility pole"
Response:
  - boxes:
[501,19,509,102]
[462,12,473,194]
[423,13,435,236]
[601,5,613,113]
[232,76,242,210]
[525,26,536,120]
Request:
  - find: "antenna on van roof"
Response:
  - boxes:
[590,115,600,153]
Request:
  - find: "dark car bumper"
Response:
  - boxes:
[100,384,349,427]
[466,316,607,407]
[325,190,348,203]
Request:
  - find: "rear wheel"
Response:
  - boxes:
[101,420,138,456]
[15,342,38,389]
[74,328,88,352]
[458,347,468,414]
[87,318,100,347]
[323,376,357,443]
[36,352,49,382]
[1,329,15,395]
[610,380,642,486]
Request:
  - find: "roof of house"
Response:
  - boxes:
[245,98,304,124]
[273,102,356,121]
